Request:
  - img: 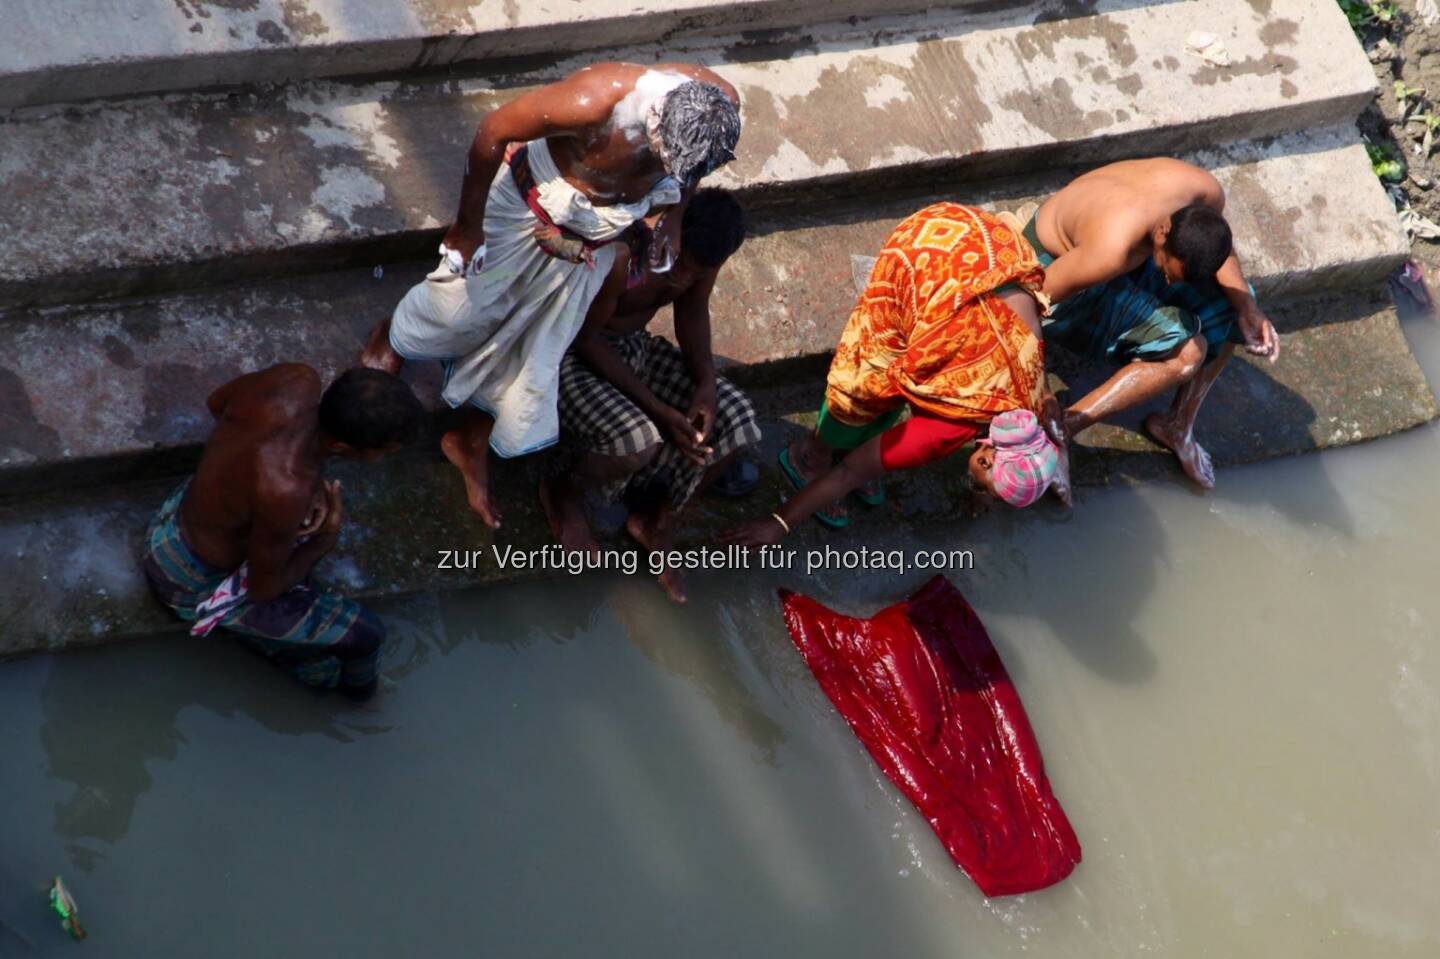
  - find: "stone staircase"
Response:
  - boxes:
[1,0,1433,656]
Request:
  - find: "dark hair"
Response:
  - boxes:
[1165,205,1233,284]
[318,368,423,450]
[659,81,741,188]
[681,188,746,267]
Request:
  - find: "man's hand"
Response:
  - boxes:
[685,378,718,443]
[656,406,713,466]
[440,224,487,276]
[1039,392,1073,508]
[1237,304,1280,362]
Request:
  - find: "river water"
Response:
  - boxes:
[2,307,1439,957]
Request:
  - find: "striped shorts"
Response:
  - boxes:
[142,481,383,692]
[1023,214,1244,364]
[1044,258,1246,364]
[557,332,762,508]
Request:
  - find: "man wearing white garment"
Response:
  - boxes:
[361,61,742,529]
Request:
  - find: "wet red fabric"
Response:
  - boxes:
[780,576,1081,896]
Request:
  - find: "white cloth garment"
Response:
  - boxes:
[389,138,682,457]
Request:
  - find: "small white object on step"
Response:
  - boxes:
[850,254,879,295]
[1185,31,1231,67]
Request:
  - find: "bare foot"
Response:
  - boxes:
[1143,412,1215,490]
[360,317,403,375]
[441,429,503,528]
[539,476,600,556]
[625,511,686,604]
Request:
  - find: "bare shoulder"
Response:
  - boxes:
[217,363,320,430]
[262,362,321,389]
[1139,157,1221,199]
[249,452,316,532]
[260,363,322,409]
[561,61,645,101]
[674,264,721,314]
[653,61,738,102]
[1070,202,1151,259]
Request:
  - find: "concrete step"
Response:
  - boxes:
[0,0,1375,311]
[0,127,1406,499]
[2,284,1433,659]
[0,0,1012,110]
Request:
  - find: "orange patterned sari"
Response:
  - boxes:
[825,203,1047,427]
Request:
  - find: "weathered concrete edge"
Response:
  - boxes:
[0,128,1409,497]
[0,0,1014,111]
[0,0,1380,310]
[0,95,1380,313]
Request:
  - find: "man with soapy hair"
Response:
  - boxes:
[361,62,741,531]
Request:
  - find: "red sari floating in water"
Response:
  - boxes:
[780,576,1080,896]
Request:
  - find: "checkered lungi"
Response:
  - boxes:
[557,331,762,508]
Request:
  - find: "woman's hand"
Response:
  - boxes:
[720,514,788,549]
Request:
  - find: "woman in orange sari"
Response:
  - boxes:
[724,202,1068,546]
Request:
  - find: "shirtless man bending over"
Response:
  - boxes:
[142,365,422,700]
[361,61,741,529]
[1025,157,1279,488]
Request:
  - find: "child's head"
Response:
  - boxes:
[680,188,746,268]
[968,409,1059,508]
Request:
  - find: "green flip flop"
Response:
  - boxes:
[853,477,885,507]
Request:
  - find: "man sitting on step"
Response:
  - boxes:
[542,188,761,604]
[360,61,742,532]
[1026,157,1279,488]
[142,365,422,701]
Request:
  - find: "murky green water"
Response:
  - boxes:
[3,309,1440,957]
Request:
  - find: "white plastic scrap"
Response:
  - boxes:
[1388,184,1440,241]
[1419,0,1439,28]
[850,254,878,294]
[1185,31,1232,67]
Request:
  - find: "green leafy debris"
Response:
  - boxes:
[1368,142,1407,182]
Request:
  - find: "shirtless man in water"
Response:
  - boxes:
[361,61,741,529]
[142,365,422,699]
[542,188,759,603]
[1026,157,1279,488]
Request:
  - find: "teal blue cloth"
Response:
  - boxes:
[1025,213,1246,363]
